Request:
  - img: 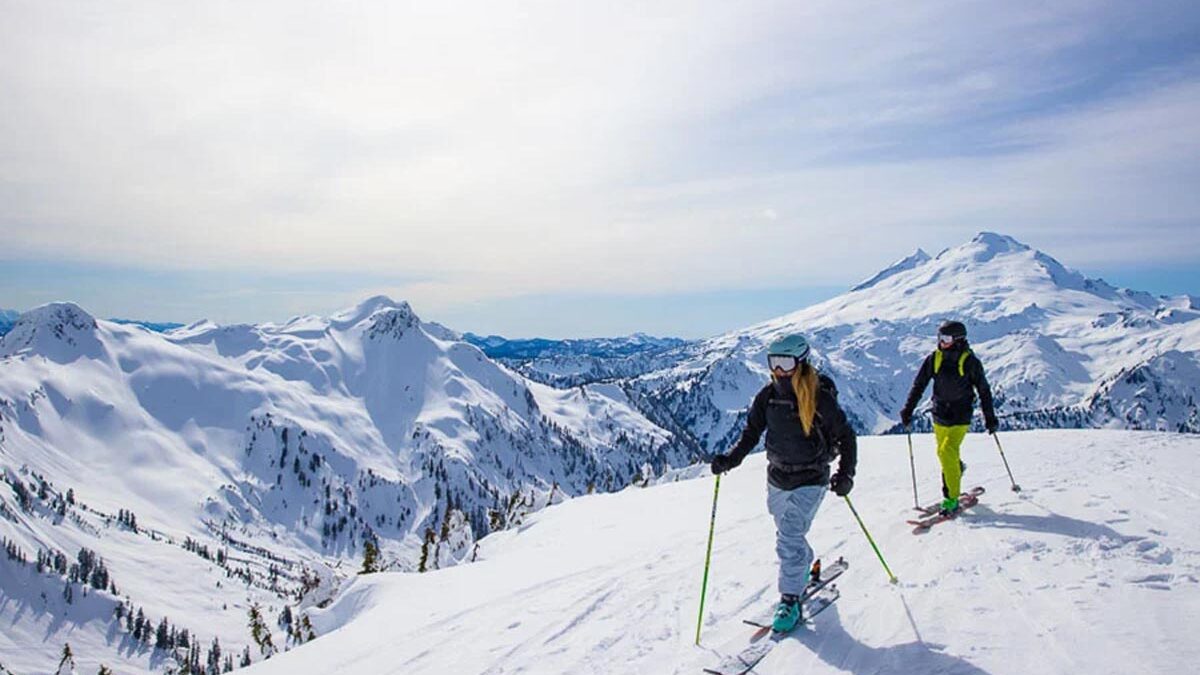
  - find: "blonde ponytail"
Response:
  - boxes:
[791,362,819,435]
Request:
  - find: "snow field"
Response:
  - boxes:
[245,429,1200,674]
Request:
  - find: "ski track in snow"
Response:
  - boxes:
[240,429,1200,675]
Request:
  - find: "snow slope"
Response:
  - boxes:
[240,429,1200,675]
[0,298,685,673]
[617,232,1200,457]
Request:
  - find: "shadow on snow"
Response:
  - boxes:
[789,599,992,675]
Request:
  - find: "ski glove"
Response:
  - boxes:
[710,454,741,475]
[985,416,999,434]
[900,408,913,428]
[829,472,853,497]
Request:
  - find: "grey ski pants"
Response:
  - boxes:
[767,482,826,596]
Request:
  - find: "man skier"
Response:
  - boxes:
[900,320,997,516]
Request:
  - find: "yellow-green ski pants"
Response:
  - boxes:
[933,423,969,498]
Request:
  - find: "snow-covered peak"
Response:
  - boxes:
[12,302,96,331]
[0,302,102,361]
[362,304,420,342]
[964,230,1031,258]
[929,231,1038,271]
[330,295,415,327]
[850,248,931,292]
[763,231,1140,329]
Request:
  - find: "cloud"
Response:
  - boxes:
[2,0,1199,310]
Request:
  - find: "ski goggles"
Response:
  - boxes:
[938,333,957,346]
[767,354,802,372]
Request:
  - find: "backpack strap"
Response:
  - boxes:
[933,349,971,377]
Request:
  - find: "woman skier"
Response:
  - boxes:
[709,334,857,633]
[899,320,998,516]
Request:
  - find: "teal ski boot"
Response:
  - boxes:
[771,594,802,633]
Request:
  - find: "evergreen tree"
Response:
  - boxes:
[189,640,200,674]
[248,602,275,657]
[359,540,379,575]
[207,637,222,675]
[418,528,435,573]
[98,666,113,675]
[155,617,171,650]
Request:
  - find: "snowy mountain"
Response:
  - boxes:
[615,232,1200,456]
[237,429,1200,674]
[0,297,688,673]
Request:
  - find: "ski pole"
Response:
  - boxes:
[906,428,919,510]
[695,473,721,645]
[992,434,1022,492]
[843,495,898,584]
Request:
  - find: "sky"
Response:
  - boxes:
[2,1,1199,338]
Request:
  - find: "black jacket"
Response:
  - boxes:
[902,343,996,427]
[728,374,857,490]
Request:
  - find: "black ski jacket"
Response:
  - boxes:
[727,375,857,491]
[902,343,996,427]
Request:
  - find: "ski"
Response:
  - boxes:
[914,486,986,516]
[739,556,847,631]
[907,491,982,532]
[703,585,840,675]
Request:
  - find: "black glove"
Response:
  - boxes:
[829,472,853,497]
[900,408,913,428]
[710,454,741,475]
[985,416,999,435]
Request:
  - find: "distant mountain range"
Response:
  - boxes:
[463,332,686,361]
[463,332,690,388]
[0,312,182,336]
[109,318,186,333]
